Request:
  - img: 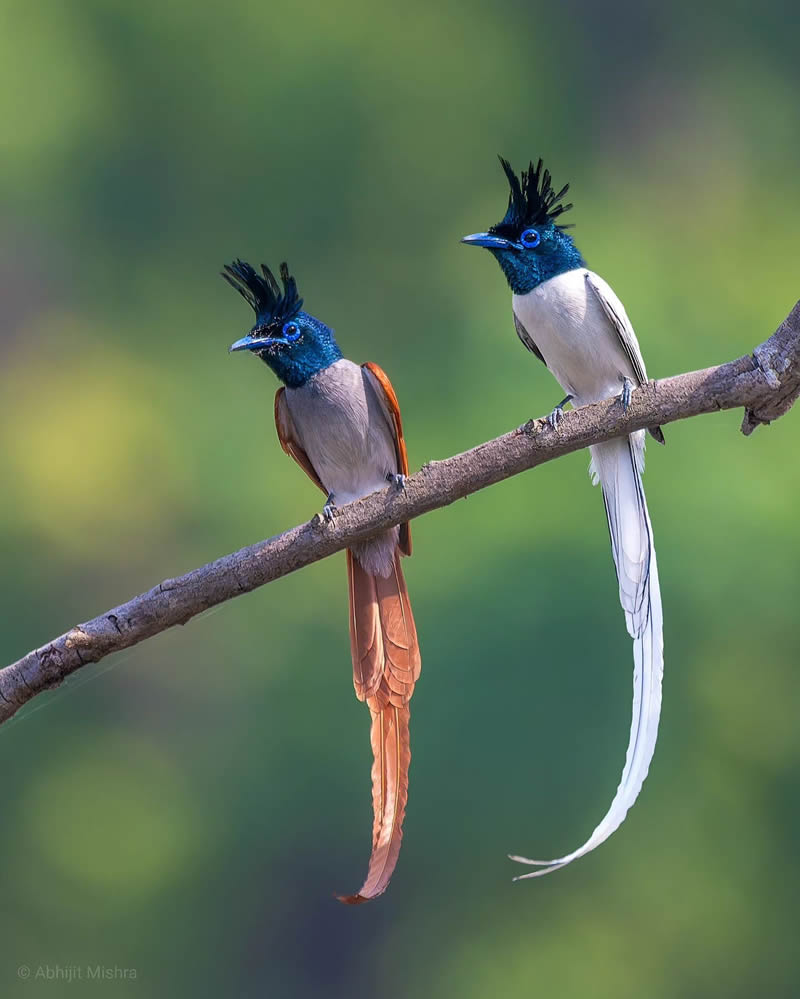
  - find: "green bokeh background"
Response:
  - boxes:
[1,1,798,995]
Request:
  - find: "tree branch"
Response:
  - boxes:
[2,301,799,724]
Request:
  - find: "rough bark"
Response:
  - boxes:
[2,301,798,725]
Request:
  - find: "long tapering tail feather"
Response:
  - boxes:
[338,550,420,903]
[511,432,664,878]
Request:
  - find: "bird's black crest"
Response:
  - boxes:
[221,259,303,328]
[494,157,573,232]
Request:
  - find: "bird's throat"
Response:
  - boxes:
[491,242,584,295]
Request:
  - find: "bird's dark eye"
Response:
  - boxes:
[520,228,540,248]
[282,321,300,342]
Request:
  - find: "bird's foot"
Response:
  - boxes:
[386,472,406,491]
[547,395,573,430]
[618,377,633,412]
[322,493,337,522]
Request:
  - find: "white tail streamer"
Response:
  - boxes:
[511,433,664,878]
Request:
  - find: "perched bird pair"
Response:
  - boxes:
[223,156,664,899]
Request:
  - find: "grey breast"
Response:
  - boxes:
[284,359,397,504]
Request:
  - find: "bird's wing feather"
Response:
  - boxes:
[511,434,664,877]
[513,313,547,366]
[585,274,665,443]
[274,387,326,495]
[584,272,648,386]
[362,362,412,556]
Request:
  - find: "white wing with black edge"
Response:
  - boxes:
[584,271,648,386]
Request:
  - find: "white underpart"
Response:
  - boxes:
[509,268,665,877]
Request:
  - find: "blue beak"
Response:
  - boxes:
[229,334,270,353]
[461,232,518,250]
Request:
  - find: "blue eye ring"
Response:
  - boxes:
[282,320,301,342]
[520,228,540,248]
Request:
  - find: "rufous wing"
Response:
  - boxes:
[274,387,326,495]
[362,362,412,556]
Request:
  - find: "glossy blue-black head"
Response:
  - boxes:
[223,259,342,389]
[462,157,584,295]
